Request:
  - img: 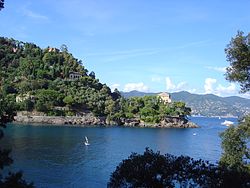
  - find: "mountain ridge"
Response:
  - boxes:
[121,90,250,117]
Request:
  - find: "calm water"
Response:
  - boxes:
[2,117,238,188]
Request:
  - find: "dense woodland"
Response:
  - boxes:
[0,37,190,123]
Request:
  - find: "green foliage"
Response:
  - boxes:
[0,37,124,117]
[0,37,190,123]
[225,31,250,93]
[35,89,61,112]
[0,93,34,187]
[0,0,4,11]
[63,95,74,106]
[108,148,250,188]
[220,116,250,171]
[122,96,190,123]
[18,99,34,111]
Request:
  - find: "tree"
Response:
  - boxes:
[0,0,4,11]
[0,94,34,187]
[108,148,250,188]
[35,89,61,112]
[63,95,74,107]
[60,44,68,53]
[222,31,250,172]
[220,116,250,171]
[225,31,250,93]
[89,71,95,79]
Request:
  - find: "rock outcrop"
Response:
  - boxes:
[14,112,198,128]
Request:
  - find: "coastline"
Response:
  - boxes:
[14,114,199,128]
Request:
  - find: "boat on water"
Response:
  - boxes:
[221,120,234,126]
[84,136,90,146]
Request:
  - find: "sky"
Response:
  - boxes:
[1,0,250,98]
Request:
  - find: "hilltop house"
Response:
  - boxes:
[157,92,171,103]
[69,71,82,80]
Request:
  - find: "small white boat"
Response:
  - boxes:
[84,136,90,146]
[193,133,197,136]
[221,120,234,126]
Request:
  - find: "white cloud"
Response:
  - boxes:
[206,66,227,73]
[166,77,176,90]
[123,82,149,92]
[241,93,250,99]
[110,84,120,92]
[215,83,237,96]
[203,78,239,97]
[204,78,217,94]
[165,77,188,92]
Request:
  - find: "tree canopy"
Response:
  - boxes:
[222,31,250,171]
[0,0,4,11]
[108,148,250,188]
[0,37,190,124]
[0,93,34,187]
[220,116,250,171]
[225,31,250,93]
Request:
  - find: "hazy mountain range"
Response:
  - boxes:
[121,90,250,117]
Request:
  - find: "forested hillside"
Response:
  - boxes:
[122,90,250,117]
[0,37,123,117]
[0,37,190,124]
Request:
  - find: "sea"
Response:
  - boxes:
[1,116,238,188]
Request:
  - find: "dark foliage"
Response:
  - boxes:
[225,31,250,93]
[0,94,34,187]
[108,148,250,188]
[0,0,4,11]
[0,37,190,123]
[220,116,250,171]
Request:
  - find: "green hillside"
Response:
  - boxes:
[122,91,250,117]
[0,37,121,117]
[0,37,190,124]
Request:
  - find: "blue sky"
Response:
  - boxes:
[1,0,250,98]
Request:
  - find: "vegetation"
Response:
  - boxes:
[0,37,190,124]
[225,31,250,93]
[0,0,4,11]
[220,113,250,171]
[109,31,250,187]
[221,31,250,171]
[123,90,250,117]
[0,94,34,187]
[108,148,250,188]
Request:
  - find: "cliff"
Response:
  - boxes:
[14,112,198,128]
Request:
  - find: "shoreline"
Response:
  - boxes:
[14,114,199,128]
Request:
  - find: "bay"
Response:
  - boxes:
[1,117,238,188]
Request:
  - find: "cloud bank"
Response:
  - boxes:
[123,82,149,92]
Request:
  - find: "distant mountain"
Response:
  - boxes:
[121,90,157,98]
[121,90,250,117]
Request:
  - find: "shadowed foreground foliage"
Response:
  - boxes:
[220,116,250,171]
[225,31,250,93]
[108,148,250,188]
[0,94,34,188]
[0,0,4,11]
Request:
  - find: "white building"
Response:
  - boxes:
[157,92,171,103]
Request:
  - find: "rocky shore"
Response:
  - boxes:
[14,112,198,128]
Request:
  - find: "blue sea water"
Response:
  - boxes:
[1,117,238,188]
